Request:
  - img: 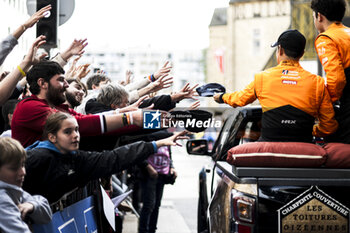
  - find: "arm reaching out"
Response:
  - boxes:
[137,75,174,98]
[0,36,46,105]
[171,83,199,102]
[156,130,189,147]
[12,5,52,39]
[153,61,172,80]
[0,5,50,66]
[61,39,88,61]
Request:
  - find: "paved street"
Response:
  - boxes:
[123,144,212,233]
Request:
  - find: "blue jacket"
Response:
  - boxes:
[0,181,52,232]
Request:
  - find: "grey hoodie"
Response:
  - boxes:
[0,180,52,233]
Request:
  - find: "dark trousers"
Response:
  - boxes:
[138,176,165,233]
[325,101,350,144]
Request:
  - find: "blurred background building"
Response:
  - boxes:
[206,0,350,107]
[2,0,350,109]
[78,47,205,107]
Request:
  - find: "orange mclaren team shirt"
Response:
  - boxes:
[222,60,338,141]
[315,23,350,103]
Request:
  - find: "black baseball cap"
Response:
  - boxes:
[196,83,226,97]
[271,30,306,57]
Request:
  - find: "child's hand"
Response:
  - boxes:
[17,202,34,220]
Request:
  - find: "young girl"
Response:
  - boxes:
[24,112,187,203]
[0,137,52,233]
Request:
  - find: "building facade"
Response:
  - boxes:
[207,0,291,106]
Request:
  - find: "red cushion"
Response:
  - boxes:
[227,142,326,167]
[323,143,350,168]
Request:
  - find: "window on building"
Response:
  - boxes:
[252,28,261,55]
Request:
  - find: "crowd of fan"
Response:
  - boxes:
[0,5,200,233]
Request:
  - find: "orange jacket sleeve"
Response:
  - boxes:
[313,82,338,137]
[315,35,346,102]
[222,80,257,107]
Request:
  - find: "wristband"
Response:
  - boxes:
[148,74,155,82]
[17,66,26,77]
[122,113,128,126]
[151,141,158,153]
[22,24,26,31]
[126,113,131,125]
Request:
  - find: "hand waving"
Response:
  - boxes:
[153,61,172,80]
[23,5,52,29]
[171,83,199,102]
[150,75,173,92]
[23,35,47,66]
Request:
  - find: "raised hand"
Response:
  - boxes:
[65,55,81,79]
[61,39,88,62]
[150,75,173,92]
[153,61,172,80]
[24,5,52,29]
[69,39,88,56]
[171,83,199,102]
[120,70,133,86]
[0,36,46,105]
[75,64,91,80]
[23,35,47,66]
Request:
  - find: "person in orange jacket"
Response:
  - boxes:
[311,0,350,143]
[214,30,338,143]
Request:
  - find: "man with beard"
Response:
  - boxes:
[12,61,145,147]
[65,79,86,109]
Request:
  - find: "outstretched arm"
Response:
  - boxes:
[60,39,88,62]
[125,61,172,92]
[170,82,199,103]
[129,75,173,103]
[12,5,52,39]
[153,61,172,80]
[214,80,256,107]
[52,39,88,67]
[0,36,46,106]
[156,130,188,147]
[0,5,50,66]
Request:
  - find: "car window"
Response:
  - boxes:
[211,113,236,160]
[237,120,262,144]
[218,118,262,161]
[217,114,244,160]
[212,107,262,161]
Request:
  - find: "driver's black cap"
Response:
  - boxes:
[271,29,306,57]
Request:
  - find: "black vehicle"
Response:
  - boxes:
[187,106,350,233]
